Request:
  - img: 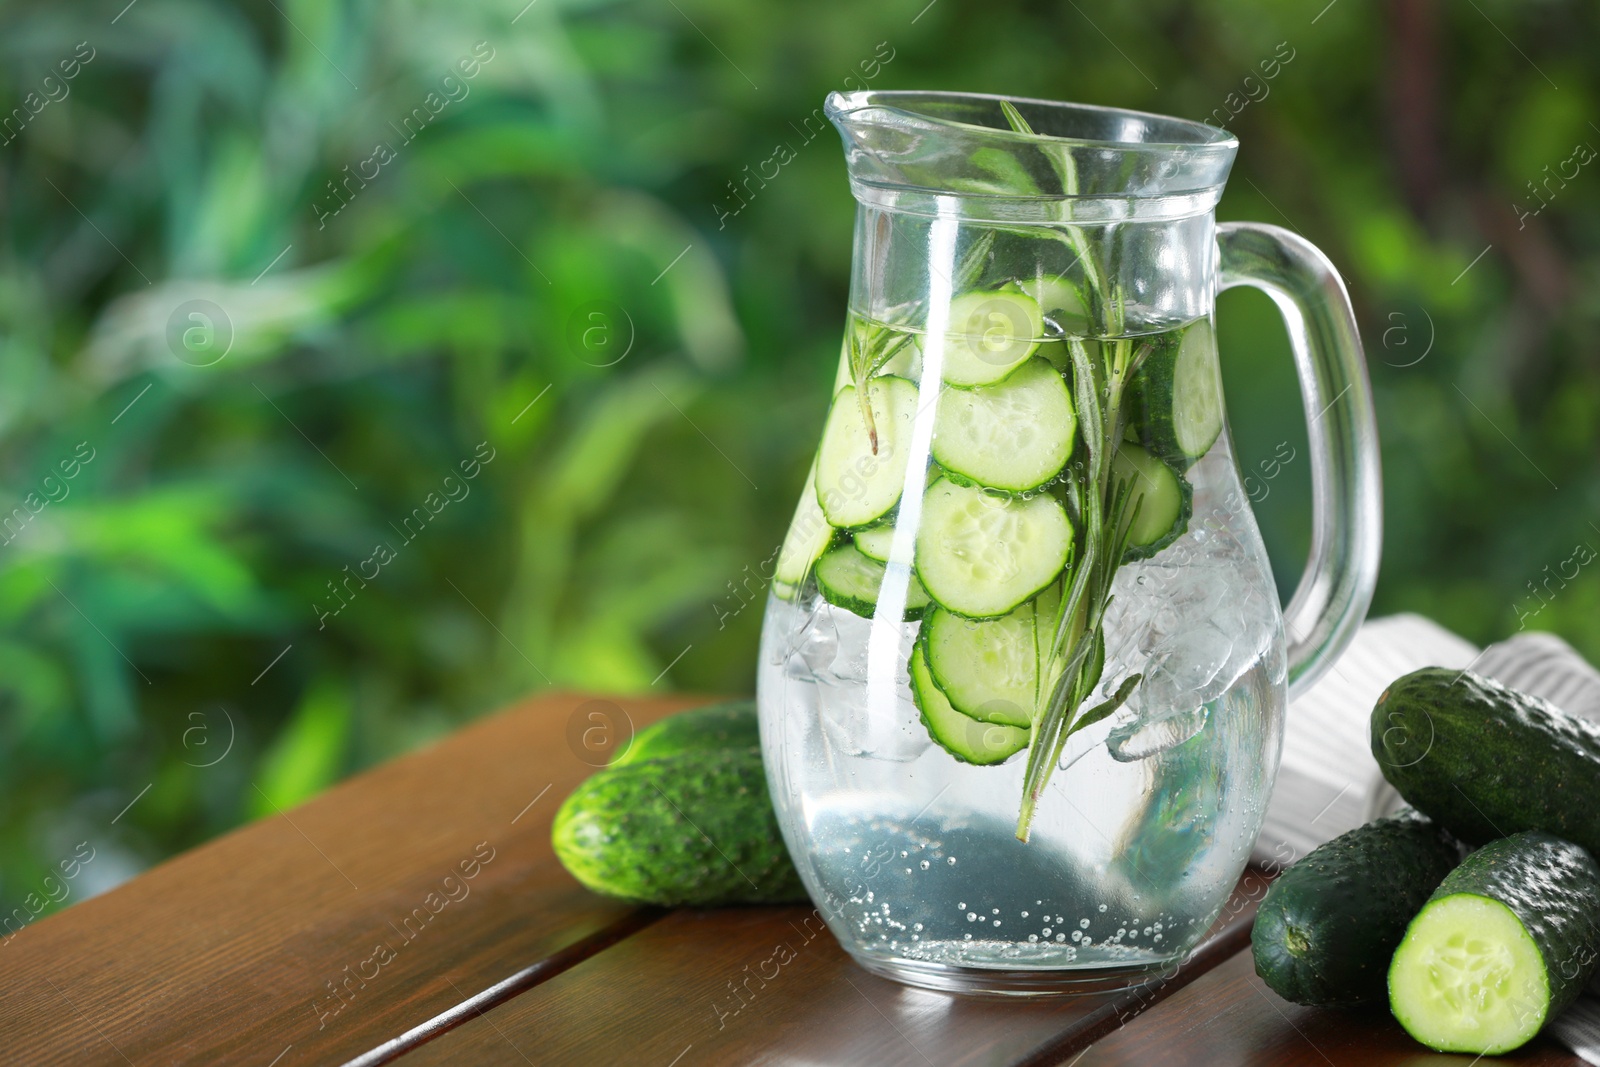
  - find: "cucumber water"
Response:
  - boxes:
[760,298,1284,977]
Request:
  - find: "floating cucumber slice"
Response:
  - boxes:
[940,290,1043,387]
[852,523,896,563]
[932,358,1076,493]
[773,457,834,596]
[910,645,1029,765]
[814,543,930,621]
[922,604,1037,727]
[1113,442,1191,561]
[1128,319,1225,465]
[1389,832,1600,1056]
[815,376,918,528]
[1016,275,1088,334]
[915,479,1072,619]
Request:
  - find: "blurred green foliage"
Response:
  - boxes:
[0,0,1596,915]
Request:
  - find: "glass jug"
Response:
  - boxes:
[757,91,1380,995]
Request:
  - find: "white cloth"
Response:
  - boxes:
[1258,614,1600,1064]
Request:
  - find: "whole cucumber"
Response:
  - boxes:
[610,699,759,767]
[1252,811,1460,1006]
[553,745,805,907]
[1372,667,1600,853]
[1390,831,1600,1055]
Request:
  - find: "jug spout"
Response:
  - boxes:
[825,90,1237,224]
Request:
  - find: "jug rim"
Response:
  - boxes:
[826,90,1238,153]
[825,90,1238,219]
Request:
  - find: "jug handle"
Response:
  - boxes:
[1217,221,1382,700]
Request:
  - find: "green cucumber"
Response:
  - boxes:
[921,604,1039,728]
[814,543,930,621]
[909,645,1030,765]
[553,746,804,906]
[915,479,1072,619]
[852,522,895,563]
[1127,319,1224,465]
[773,457,835,597]
[612,700,758,768]
[815,376,918,528]
[1251,812,1460,1006]
[1372,668,1600,855]
[1114,442,1191,560]
[932,357,1076,493]
[1390,831,1600,1055]
[940,289,1043,387]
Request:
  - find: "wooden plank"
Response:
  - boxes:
[1075,950,1586,1066]
[391,875,1267,1066]
[0,691,698,1067]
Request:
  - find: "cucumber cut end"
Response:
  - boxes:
[1390,894,1550,1055]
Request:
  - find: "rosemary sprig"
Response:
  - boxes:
[994,98,1161,840]
[1016,335,1156,841]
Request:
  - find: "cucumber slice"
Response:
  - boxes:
[815,376,918,528]
[1113,442,1191,561]
[922,605,1037,727]
[1017,275,1088,334]
[915,479,1072,619]
[814,543,930,621]
[774,458,835,596]
[910,645,1030,765]
[1128,319,1224,465]
[852,523,895,563]
[932,358,1076,493]
[940,290,1043,387]
[1389,832,1600,1055]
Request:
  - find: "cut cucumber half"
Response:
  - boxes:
[852,523,896,563]
[915,479,1072,619]
[815,543,930,621]
[940,290,1043,387]
[922,605,1038,727]
[774,457,835,596]
[910,645,1030,765]
[1128,319,1224,465]
[1113,443,1191,561]
[815,376,918,528]
[932,358,1075,493]
[1389,832,1600,1056]
[1391,896,1547,1054]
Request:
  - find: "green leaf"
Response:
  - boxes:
[250,678,351,817]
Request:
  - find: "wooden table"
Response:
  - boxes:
[2,693,1584,1066]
